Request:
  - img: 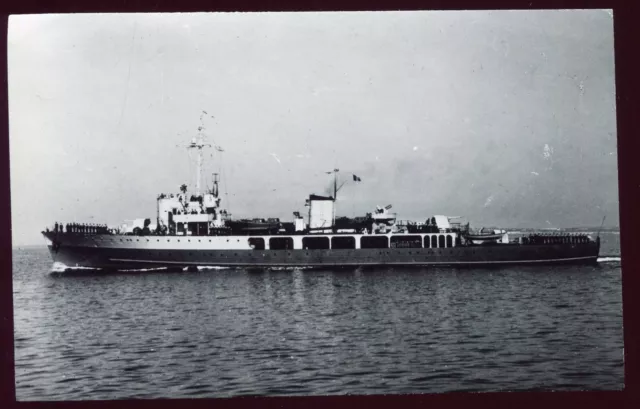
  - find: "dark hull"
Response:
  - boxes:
[44,236,600,271]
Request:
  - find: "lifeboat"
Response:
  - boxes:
[464,228,506,245]
[226,218,281,235]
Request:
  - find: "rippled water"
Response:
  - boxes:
[13,232,623,400]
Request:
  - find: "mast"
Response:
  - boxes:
[196,141,202,195]
[324,168,347,230]
[332,168,339,229]
[187,136,208,196]
[322,168,345,231]
[212,173,219,197]
[185,120,211,196]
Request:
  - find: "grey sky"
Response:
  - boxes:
[9,10,617,246]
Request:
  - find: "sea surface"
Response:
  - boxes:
[12,232,623,400]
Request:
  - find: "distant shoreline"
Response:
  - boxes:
[508,227,620,233]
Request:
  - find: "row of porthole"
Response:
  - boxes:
[126,249,466,255]
[110,238,458,247]
[151,250,465,257]
[120,239,224,243]
[126,249,489,259]
[143,251,440,258]
[114,238,245,243]
[146,253,458,259]
[124,249,464,256]
[152,252,243,257]
[97,237,462,246]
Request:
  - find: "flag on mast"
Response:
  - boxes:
[353,174,362,182]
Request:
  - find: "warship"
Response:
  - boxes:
[42,122,601,272]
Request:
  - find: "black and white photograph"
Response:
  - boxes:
[9,9,622,400]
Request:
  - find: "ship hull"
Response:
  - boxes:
[43,232,600,271]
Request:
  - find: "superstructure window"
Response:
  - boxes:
[269,237,293,250]
[439,235,445,248]
[431,235,438,248]
[332,236,356,249]
[446,235,453,247]
[248,237,265,250]
[186,222,208,236]
[303,236,330,250]
[361,235,389,249]
[390,235,422,249]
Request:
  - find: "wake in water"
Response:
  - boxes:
[49,263,233,275]
[196,266,231,271]
[598,257,621,263]
[50,262,96,273]
[50,257,621,275]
